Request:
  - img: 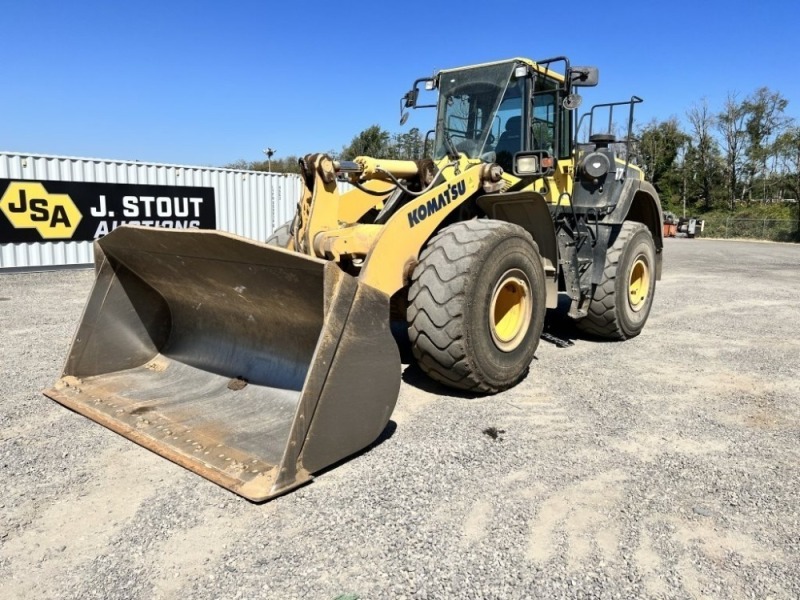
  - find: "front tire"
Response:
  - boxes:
[577,221,656,340]
[407,220,547,393]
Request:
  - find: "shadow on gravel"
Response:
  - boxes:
[310,420,398,480]
[541,294,627,345]
[392,295,619,396]
[541,296,582,347]
[400,363,484,399]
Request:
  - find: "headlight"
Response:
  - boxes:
[516,155,539,175]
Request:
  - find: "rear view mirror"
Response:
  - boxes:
[403,88,419,109]
[570,66,599,87]
[399,77,438,125]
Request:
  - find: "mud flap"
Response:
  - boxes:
[44,226,400,501]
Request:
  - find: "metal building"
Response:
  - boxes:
[0,152,305,270]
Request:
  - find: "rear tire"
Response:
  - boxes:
[407,220,546,393]
[576,221,656,340]
[266,220,293,247]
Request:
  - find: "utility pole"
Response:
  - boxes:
[263,148,276,173]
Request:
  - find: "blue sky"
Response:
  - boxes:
[2,0,799,167]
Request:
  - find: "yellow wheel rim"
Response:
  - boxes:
[489,269,532,352]
[628,257,650,312]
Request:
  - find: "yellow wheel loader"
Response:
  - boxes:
[45,57,663,501]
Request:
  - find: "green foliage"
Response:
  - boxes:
[743,88,790,166]
[703,202,794,220]
[716,93,748,209]
[741,88,791,202]
[775,126,800,198]
[341,125,391,160]
[223,127,427,175]
[637,118,689,202]
[637,85,796,226]
[774,126,800,239]
[685,100,725,209]
[341,126,426,160]
[692,202,797,241]
[388,128,426,160]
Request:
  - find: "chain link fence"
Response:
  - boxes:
[702,217,798,242]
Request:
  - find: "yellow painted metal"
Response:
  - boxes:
[359,156,481,296]
[628,257,650,312]
[337,180,396,224]
[494,158,575,206]
[294,155,341,253]
[489,269,532,352]
[552,158,575,204]
[314,224,383,260]
[517,57,567,82]
[615,157,644,181]
[354,156,420,180]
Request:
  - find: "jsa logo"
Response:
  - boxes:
[0,182,82,239]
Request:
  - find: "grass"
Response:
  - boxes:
[661,200,799,242]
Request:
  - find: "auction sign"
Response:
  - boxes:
[0,179,216,243]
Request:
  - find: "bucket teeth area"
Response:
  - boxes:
[48,358,296,497]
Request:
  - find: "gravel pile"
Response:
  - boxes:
[1,239,798,599]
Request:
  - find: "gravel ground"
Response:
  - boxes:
[1,238,799,599]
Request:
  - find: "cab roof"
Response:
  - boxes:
[437,57,566,83]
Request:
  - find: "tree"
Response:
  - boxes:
[223,155,305,174]
[686,99,723,210]
[742,87,790,202]
[775,126,800,240]
[716,93,748,210]
[637,118,690,204]
[391,127,425,160]
[268,156,304,174]
[341,125,391,160]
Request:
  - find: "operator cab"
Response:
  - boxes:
[431,59,565,171]
[401,58,600,178]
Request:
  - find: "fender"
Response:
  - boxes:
[476,190,559,308]
[359,159,482,296]
[606,179,664,279]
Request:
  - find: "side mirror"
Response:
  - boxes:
[400,89,418,125]
[569,66,599,87]
[513,150,555,178]
[403,88,419,109]
[400,78,438,125]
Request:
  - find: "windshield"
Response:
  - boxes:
[434,61,522,161]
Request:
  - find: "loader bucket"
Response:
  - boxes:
[44,226,400,501]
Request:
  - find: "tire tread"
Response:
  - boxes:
[577,221,649,340]
[408,220,539,393]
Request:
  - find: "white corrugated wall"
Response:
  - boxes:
[0,152,311,269]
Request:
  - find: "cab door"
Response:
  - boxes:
[531,75,574,205]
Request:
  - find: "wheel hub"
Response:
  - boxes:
[628,257,650,312]
[489,269,532,352]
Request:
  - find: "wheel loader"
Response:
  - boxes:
[45,56,663,501]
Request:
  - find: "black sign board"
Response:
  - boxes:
[0,179,217,243]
